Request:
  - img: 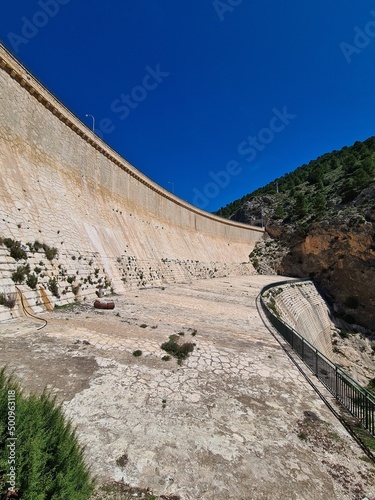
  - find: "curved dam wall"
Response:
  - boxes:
[263,281,334,357]
[0,45,263,320]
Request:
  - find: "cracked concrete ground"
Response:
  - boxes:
[0,276,374,499]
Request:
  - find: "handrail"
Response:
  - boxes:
[260,279,375,438]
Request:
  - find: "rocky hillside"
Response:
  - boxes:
[215,137,375,332]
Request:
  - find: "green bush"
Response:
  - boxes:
[43,245,58,261]
[366,378,375,395]
[48,277,60,298]
[338,330,350,339]
[11,264,30,284]
[28,240,44,252]
[161,335,195,363]
[26,273,38,290]
[267,297,280,318]
[3,239,27,261]
[0,368,95,498]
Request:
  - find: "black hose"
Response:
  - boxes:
[15,285,48,331]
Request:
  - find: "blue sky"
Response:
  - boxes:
[1,1,375,212]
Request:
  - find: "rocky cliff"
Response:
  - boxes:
[279,217,375,331]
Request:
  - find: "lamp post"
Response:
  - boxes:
[85,114,95,133]
[168,181,174,194]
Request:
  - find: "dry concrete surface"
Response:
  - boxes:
[0,275,374,500]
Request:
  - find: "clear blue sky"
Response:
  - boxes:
[1,1,375,211]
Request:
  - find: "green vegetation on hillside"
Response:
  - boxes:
[215,136,375,223]
[0,368,95,498]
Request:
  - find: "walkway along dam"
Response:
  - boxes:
[0,44,263,319]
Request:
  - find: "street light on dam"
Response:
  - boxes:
[85,114,95,133]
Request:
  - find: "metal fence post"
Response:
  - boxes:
[335,365,338,397]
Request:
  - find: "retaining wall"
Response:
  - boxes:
[264,281,334,356]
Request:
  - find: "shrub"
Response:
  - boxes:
[115,454,128,467]
[26,273,38,290]
[31,240,44,252]
[0,292,17,309]
[161,335,195,363]
[267,297,280,318]
[11,264,30,284]
[48,277,60,298]
[132,350,142,357]
[338,330,350,339]
[366,378,375,395]
[43,244,58,261]
[0,368,95,498]
[3,238,27,261]
[252,258,260,270]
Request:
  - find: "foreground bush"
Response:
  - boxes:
[0,368,94,499]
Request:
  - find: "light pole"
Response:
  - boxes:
[85,114,95,133]
[168,181,174,194]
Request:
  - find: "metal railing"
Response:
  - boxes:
[260,280,375,437]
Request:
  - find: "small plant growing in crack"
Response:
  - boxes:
[115,453,128,468]
[161,335,195,365]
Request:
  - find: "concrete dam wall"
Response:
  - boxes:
[0,45,263,320]
[263,281,334,357]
